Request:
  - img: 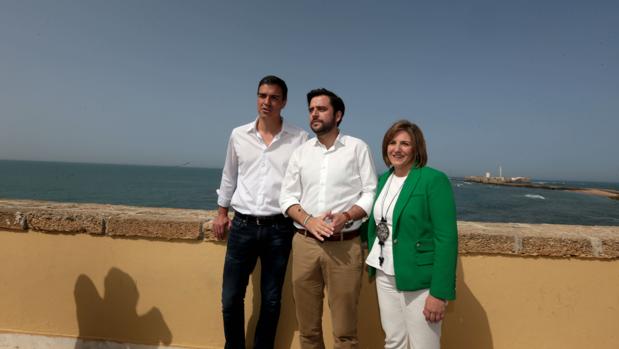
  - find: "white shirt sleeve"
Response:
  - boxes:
[353,142,378,215]
[279,147,303,216]
[216,132,238,208]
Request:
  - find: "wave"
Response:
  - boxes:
[525,194,546,200]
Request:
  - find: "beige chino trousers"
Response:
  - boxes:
[292,233,363,349]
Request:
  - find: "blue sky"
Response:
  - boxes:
[1,0,617,182]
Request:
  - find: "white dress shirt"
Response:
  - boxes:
[280,133,377,230]
[216,118,308,216]
[366,172,408,275]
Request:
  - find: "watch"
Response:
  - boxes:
[343,212,354,228]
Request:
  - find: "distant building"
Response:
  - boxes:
[465,174,530,184]
[467,167,530,184]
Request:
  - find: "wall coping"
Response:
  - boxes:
[2,199,618,259]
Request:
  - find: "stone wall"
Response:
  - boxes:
[2,199,618,259]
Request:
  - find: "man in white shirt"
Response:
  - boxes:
[280,88,377,349]
[214,75,308,349]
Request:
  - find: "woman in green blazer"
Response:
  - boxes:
[365,120,458,349]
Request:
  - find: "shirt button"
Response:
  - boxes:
[394,239,398,244]
[416,242,420,247]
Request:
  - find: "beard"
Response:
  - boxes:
[310,118,337,136]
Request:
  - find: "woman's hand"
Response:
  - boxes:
[423,294,447,323]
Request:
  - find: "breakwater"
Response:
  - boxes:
[464,176,619,200]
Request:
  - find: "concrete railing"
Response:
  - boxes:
[1,199,619,348]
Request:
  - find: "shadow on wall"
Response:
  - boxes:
[246,259,298,349]
[245,257,385,348]
[73,267,172,348]
[212,255,490,348]
[442,257,493,349]
[357,274,385,348]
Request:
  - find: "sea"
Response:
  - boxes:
[1,160,618,226]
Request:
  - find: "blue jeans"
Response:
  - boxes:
[222,215,294,349]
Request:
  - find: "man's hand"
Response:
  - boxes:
[212,207,231,240]
[304,213,334,241]
[325,212,348,234]
[423,294,447,323]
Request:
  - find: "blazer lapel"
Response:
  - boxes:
[376,169,393,198]
[392,167,422,239]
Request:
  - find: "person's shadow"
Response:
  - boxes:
[442,257,493,348]
[73,267,172,348]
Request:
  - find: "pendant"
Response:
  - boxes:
[376,217,389,243]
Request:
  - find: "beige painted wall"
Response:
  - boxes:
[1,230,618,348]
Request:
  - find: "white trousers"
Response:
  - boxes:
[376,270,442,349]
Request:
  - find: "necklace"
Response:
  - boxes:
[376,173,406,266]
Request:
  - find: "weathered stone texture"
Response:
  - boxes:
[0,209,27,231]
[106,216,201,240]
[600,239,619,258]
[456,221,619,259]
[26,210,104,234]
[1,199,619,259]
[459,232,515,255]
[103,206,216,240]
[520,236,592,258]
[457,221,518,254]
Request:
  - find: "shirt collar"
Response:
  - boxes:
[246,116,289,135]
[312,131,345,148]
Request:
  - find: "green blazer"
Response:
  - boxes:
[366,166,458,300]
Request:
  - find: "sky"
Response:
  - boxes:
[1,0,617,182]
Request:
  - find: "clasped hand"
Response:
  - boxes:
[305,211,348,241]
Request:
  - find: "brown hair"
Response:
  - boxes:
[382,120,428,168]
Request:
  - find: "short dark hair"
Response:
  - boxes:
[382,120,428,168]
[258,75,287,100]
[306,88,345,126]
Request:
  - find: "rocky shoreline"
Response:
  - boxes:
[463,178,619,201]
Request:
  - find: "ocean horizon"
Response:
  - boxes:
[1,159,618,226]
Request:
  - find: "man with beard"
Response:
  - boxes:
[215,75,308,349]
[280,88,377,349]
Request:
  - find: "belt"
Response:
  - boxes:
[234,212,290,226]
[296,229,360,242]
